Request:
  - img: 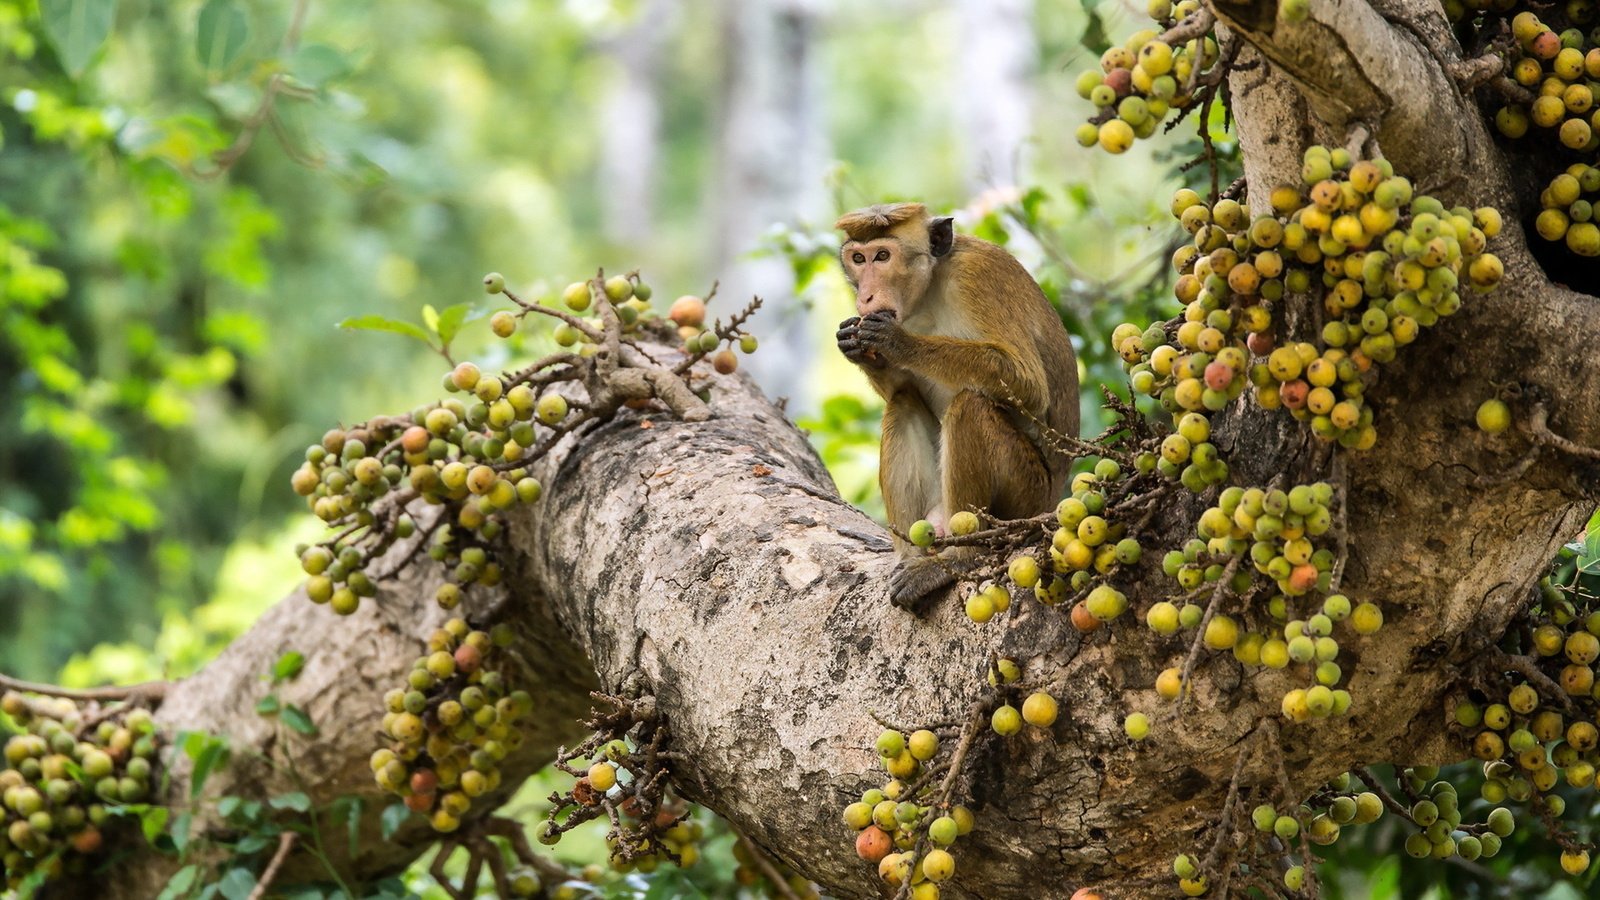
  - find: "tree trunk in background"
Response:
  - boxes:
[597,0,678,247]
[952,0,1036,191]
[709,0,828,411]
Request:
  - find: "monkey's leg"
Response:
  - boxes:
[879,391,941,553]
[889,391,1051,612]
[942,391,1054,518]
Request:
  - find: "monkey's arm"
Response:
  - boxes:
[852,314,1048,414]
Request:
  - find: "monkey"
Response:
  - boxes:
[834,202,1080,612]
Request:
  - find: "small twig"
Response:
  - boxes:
[501,287,604,341]
[1158,8,1216,49]
[476,835,518,898]
[0,673,168,703]
[1344,122,1372,161]
[738,833,804,900]
[482,817,572,884]
[1476,444,1541,487]
[1487,649,1581,717]
[1351,766,1420,827]
[1329,458,1350,592]
[247,832,299,900]
[194,0,313,178]
[1487,76,1536,107]
[1447,53,1507,91]
[1176,556,1244,711]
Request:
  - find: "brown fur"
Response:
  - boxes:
[834,202,929,243]
[834,203,1079,611]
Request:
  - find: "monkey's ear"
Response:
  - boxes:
[929,217,954,258]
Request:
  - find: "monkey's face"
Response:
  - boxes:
[839,238,934,320]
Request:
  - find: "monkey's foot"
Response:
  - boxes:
[888,557,957,615]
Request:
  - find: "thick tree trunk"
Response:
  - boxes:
[72,0,1600,896]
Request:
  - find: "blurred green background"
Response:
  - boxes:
[1,0,1594,897]
[0,0,1184,685]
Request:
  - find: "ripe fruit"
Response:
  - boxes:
[920,848,955,882]
[537,394,569,426]
[856,825,892,862]
[948,511,980,536]
[562,281,592,311]
[585,759,614,787]
[669,295,706,327]
[1099,119,1135,153]
[965,593,996,624]
[991,705,1022,735]
[1476,399,1511,434]
[928,816,959,846]
[490,310,516,337]
[604,276,633,302]
[1022,692,1059,728]
[1350,602,1384,635]
[1008,556,1041,588]
[712,349,738,374]
[1124,713,1150,740]
[451,362,481,392]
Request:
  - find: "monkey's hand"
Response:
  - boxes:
[851,310,909,366]
[888,556,957,615]
[836,316,887,369]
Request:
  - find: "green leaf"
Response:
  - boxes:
[189,739,229,800]
[180,731,213,761]
[255,693,281,715]
[139,805,169,843]
[644,872,706,900]
[171,810,193,853]
[281,703,318,735]
[195,0,249,74]
[421,304,439,332]
[1367,854,1400,900]
[1079,8,1110,54]
[285,43,351,87]
[156,864,200,900]
[332,795,363,857]
[434,303,474,346]
[271,651,305,683]
[233,834,272,854]
[205,81,261,118]
[1585,525,1600,564]
[337,315,433,347]
[217,796,243,819]
[217,866,257,900]
[379,801,411,840]
[269,791,311,813]
[41,0,117,78]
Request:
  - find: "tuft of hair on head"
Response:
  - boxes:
[834,202,928,243]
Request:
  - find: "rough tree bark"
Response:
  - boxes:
[72,0,1600,897]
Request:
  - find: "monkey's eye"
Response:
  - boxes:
[874,249,890,262]
[852,252,866,264]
